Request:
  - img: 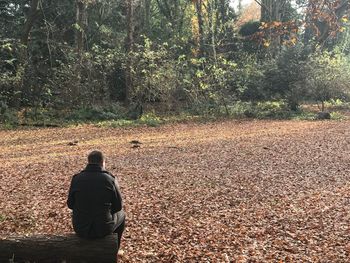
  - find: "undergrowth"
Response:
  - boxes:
[1,100,349,130]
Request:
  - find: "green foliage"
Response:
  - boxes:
[262,44,309,110]
[0,100,18,125]
[255,101,294,119]
[234,54,265,101]
[190,56,240,113]
[239,20,260,36]
[330,111,346,120]
[0,103,127,127]
[229,100,295,119]
[11,107,64,127]
[1,0,350,125]
[325,99,350,110]
[305,50,350,111]
[0,40,25,107]
[139,112,163,127]
[95,112,162,128]
[291,111,318,121]
[129,38,178,106]
[48,46,124,107]
[181,54,263,114]
[66,104,127,122]
[95,119,135,128]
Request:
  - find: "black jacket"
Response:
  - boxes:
[67,164,123,238]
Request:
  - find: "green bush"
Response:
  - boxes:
[66,104,127,122]
[330,111,346,120]
[182,54,264,114]
[292,111,318,121]
[0,101,18,125]
[128,38,178,107]
[138,112,163,127]
[95,112,163,128]
[262,44,309,110]
[229,100,295,119]
[227,101,254,118]
[325,99,350,110]
[305,51,350,111]
[239,21,262,54]
[255,101,293,119]
[239,20,260,37]
[49,46,124,108]
[95,119,135,128]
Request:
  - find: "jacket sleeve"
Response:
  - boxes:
[67,177,75,209]
[111,177,123,214]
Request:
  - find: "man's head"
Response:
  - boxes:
[88,150,105,168]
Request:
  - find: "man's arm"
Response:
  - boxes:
[67,177,75,209]
[111,178,123,214]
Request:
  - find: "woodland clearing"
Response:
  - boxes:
[0,120,350,262]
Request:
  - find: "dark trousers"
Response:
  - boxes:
[113,210,126,251]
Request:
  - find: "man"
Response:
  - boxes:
[67,151,125,250]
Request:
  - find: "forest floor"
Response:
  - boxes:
[1,120,350,262]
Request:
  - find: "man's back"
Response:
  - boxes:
[67,163,122,238]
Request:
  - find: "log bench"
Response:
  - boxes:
[0,233,118,263]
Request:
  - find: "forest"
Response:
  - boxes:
[1,0,350,125]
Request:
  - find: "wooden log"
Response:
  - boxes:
[0,233,118,263]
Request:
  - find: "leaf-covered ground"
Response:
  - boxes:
[1,120,350,262]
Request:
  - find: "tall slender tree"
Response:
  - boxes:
[125,0,135,102]
[194,0,205,57]
[21,0,40,46]
[143,0,151,35]
[75,0,88,57]
[256,0,289,22]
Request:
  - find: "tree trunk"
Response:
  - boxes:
[173,0,180,35]
[259,0,286,55]
[207,0,217,61]
[21,0,40,46]
[219,0,228,24]
[75,0,87,57]
[195,0,205,57]
[0,234,118,263]
[73,0,87,104]
[125,0,135,102]
[260,0,271,22]
[144,0,151,35]
[260,0,285,22]
[303,0,313,44]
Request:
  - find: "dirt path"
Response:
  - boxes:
[1,120,350,262]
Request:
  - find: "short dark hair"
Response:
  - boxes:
[88,151,104,164]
